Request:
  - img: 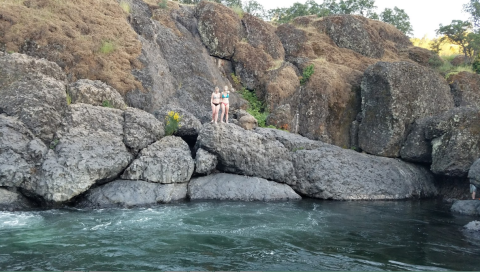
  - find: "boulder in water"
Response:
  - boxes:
[188,173,301,201]
[451,200,480,216]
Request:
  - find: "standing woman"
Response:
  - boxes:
[220,86,232,123]
[211,86,221,123]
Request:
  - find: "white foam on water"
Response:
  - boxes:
[0,211,43,228]
[388,260,447,271]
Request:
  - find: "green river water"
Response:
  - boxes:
[0,199,479,271]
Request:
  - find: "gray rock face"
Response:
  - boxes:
[469,159,480,187]
[195,148,217,175]
[124,107,164,153]
[154,107,202,137]
[188,173,301,201]
[0,114,48,189]
[400,117,432,163]
[0,188,37,211]
[254,127,324,152]
[238,114,258,130]
[31,104,133,203]
[359,61,454,157]
[425,107,480,177]
[68,79,126,109]
[76,180,187,209]
[292,144,437,200]
[195,123,296,185]
[314,15,385,58]
[451,200,480,216]
[122,136,194,183]
[0,53,68,143]
[196,1,243,59]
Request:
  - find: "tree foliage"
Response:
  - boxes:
[464,0,480,29]
[379,7,413,36]
[436,20,474,59]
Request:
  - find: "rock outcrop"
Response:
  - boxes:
[76,180,187,209]
[451,200,480,216]
[464,221,480,231]
[124,107,164,153]
[292,144,437,200]
[0,53,68,143]
[154,107,202,137]
[122,136,194,183]
[400,117,432,163]
[194,148,217,175]
[254,127,324,151]
[188,173,301,201]
[425,107,480,177]
[448,72,480,108]
[195,123,296,185]
[0,188,37,211]
[68,79,127,109]
[469,159,480,187]
[359,61,454,157]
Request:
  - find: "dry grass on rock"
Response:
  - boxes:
[0,0,142,94]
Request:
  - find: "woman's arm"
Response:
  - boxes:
[210,92,214,105]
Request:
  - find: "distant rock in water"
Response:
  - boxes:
[188,173,301,201]
[76,180,187,209]
[451,200,480,216]
[464,221,480,231]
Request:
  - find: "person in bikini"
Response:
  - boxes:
[220,85,233,123]
[211,86,221,123]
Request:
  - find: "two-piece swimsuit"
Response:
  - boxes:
[212,93,220,106]
[221,93,229,105]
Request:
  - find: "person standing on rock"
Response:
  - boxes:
[211,86,221,123]
[220,86,232,123]
[470,182,477,199]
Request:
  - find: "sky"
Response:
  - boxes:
[258,0,472,38]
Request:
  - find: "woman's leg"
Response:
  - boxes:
[211,104,216,122]
[214,105,220,123]
[225,103,230,123]
[220,103,226,122]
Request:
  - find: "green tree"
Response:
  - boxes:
[222,0,242,8]
[380,6,413,36]
[437,20,473,59]
[243,0,266,18]
[464,0,480,29]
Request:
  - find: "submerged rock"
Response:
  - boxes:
[451,200,480,216]
[76,180,187,209]
[292,144,437,200]
[122,136,194,183]
[464,221,480,231]
[188,173,301,201]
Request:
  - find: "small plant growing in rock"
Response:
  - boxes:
[159,0,168,9]
[119,1,131,13]
[66,92,72,105]
[50,139,59,150]
[231,73,241,85]
[99,41,116,54]
[232,5,244,18]
[102,100,114,108]
[300,64,314,85]
[165,111,181,136]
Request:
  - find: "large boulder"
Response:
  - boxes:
[254,127,324,152]
[451,200,480,216]
[399,117,432,163]
[469,159,480,187]
[0,114,48,189]
[292,144,437,200]
[195,123,296,185]
[313,15,386,58]
[124,107,164,153]
[188,173,301,201]
[232,41,274,91]
[194,148,217,175]
[0,53,68,143]
[121,136,194,183]
[425,107,480,177]
[447,72,480,108]
[29,104,133,203]
[76,180,187,209]
[242,13,285,60]
[359,61,454,157]
[0,188,37,211]
[68,79,127,109]
[154,107,202,137]
[195,1,244,59]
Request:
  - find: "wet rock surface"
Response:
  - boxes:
[451,200,480,216]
